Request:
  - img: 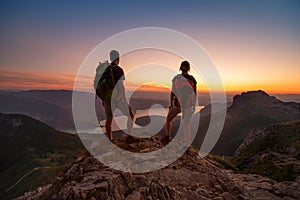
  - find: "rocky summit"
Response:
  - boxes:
[17,134,300,200]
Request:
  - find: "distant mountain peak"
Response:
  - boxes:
[241,90,269,96]
[233,90,272,101]
[230,90,278,109]
[209,90,300,155]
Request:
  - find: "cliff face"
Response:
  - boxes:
[17,134,300,200]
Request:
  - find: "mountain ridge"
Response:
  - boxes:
[232,120,300,182]
[0,113,85,200]
[194,90,300,155]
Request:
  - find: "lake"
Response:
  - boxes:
[86,105,204,134]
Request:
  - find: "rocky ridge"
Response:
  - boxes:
[233,121,300,183]
[18,134,300,200]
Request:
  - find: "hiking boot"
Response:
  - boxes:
[164,136,172,143]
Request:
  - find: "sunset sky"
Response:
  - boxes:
[0,0,300,94]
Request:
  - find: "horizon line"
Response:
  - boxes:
[1,88,300,95]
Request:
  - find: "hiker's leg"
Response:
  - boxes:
[165,106,180,137]
[103,101,113,140]
[183,117,191,145]
[183,108,193,145]
[117,99,135,134]
[106,116,113,140]
[165,117,172,137]
[127,106,135,134]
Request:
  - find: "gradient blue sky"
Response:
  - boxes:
[0,0,300,92]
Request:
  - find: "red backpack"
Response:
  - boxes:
[173,74,197,108]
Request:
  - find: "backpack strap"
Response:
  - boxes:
[97,64,116,90]
[109,64,116,86]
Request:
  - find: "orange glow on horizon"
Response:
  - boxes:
[0,68,299,94]
[125,83,171,93]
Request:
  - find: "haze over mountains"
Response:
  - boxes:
[0,89,298,132]
[0,90,79,131]
[1,89,300,199]
[1,89,299,156]
[0,90,170,132]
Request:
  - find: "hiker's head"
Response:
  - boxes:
[110,50,120,64]
[180,61,190,73]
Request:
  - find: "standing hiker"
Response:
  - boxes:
[165,61,197,144]
[95,50,134,141]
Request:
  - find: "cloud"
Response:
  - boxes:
[0,70,93,90]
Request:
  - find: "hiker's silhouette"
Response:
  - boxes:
[165,61,197,144]
[96,50,134,141]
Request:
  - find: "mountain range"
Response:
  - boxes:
[194,90,300,155]
[1,89,300,199]
[0,90,171,132]
[0,89,298,134]
[0,90,80,131]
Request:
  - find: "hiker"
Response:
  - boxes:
[98,50,135,141]
[165,61,197,144]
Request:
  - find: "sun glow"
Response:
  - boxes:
[1,47,299,94]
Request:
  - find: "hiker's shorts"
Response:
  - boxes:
[102,99,134,119]
[167,106,194,120]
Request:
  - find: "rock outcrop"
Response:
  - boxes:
[17,134,300,200]
[233,121,300,183]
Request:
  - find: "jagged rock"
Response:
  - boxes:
[225,170,300,200]
[16,134,300,200]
